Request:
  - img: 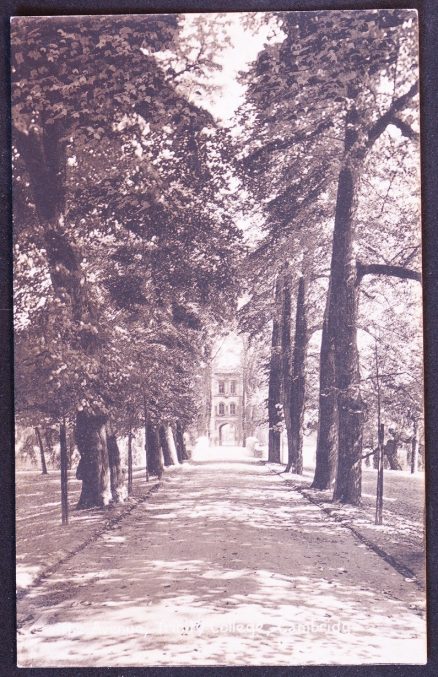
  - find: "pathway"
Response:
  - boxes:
[17,448,426,666]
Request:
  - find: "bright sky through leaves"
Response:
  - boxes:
[178,13,281,125]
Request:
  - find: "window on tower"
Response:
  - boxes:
[230,402,236,415]
[218,402,225,416]
[218,381,225,394]
[230,380,236,394]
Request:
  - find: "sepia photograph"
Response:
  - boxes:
[12,9,425,667]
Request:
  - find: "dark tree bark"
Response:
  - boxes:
[143,395,150,482]
[35,426,48,475]
[384,438,402,470]
[322,84,419,505]
[280,270,295,472]
[107,427,127,503]
[175,420,189,461]
[373,446,379,470]
[330,154,364,504]
[320,105,364,505]
[268,278,282,463]
[75,412,116,509]
[286,275,308,474]
[60,418,69,525]
[159,424,174,466]
[330,186,422,501]
[198,345,212,438]
[127,426,133,495]
[375,424,385,525]
[173,423,183,463]
[146,421,164,478]
[16,123,112,507]
[365,82,418,149]
[357,262,421,284]
[312,288,338,489]
[14,125,90,325]
[75,410,111,509]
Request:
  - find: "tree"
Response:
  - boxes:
[238,10,420,503]
[311,284,338,489]
[267,277,282,463]
[12,16,182,506]
[35,427,48,475]
[327,84,419,504]
[12,15,243,506]
[284,274,308,474]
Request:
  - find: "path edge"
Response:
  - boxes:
[266,464,425,593]
[16,476,167,605]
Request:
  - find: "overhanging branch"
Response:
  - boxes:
[366,81,419,150]
[390,116,419,141]
[356,261,422,284]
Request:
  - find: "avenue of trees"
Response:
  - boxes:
[13,15,242,508]
[13,10,422,509]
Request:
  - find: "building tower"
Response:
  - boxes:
[210,368,243,446]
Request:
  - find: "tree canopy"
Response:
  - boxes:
[12,10,422,508]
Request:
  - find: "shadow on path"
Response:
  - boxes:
[17,456,426,667]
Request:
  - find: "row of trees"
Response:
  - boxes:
[237,10,422,504]
[12,15,242,508]
[13,11,423,509]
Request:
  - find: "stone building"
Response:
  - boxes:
[210,369,243,446]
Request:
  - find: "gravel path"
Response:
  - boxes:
[17,451,426,666]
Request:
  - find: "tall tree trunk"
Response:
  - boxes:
[326,85,418,503]
[107,425,127,503]
[159,424,174,466]
[127,425,133,495]
[68,427,74,470]
[14,126,89,324]
[411,418,419,473]
[384,438,402,470]
[60,418,69,525]
[199,345,212,438]
[146,421,163,478]
[35,426,48,475]
[166,425,179,465]
[143,395,149,482]
[312,291,338,489]
[75,410,112,509]
[268,278,282,463]
[280,270,295,473]
[287,275,308,475]
[16,123,108,507]
[329,114,364,504]
[173,423,183,463]
[175,420,189,461]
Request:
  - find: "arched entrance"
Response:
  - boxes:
[218,422,237,446]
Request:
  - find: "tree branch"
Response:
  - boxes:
[366,81,419,150]
[389,244,421,268]
[390,116,419,141]
[356,261,422,284]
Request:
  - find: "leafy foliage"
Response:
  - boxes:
[12,14,242,439]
